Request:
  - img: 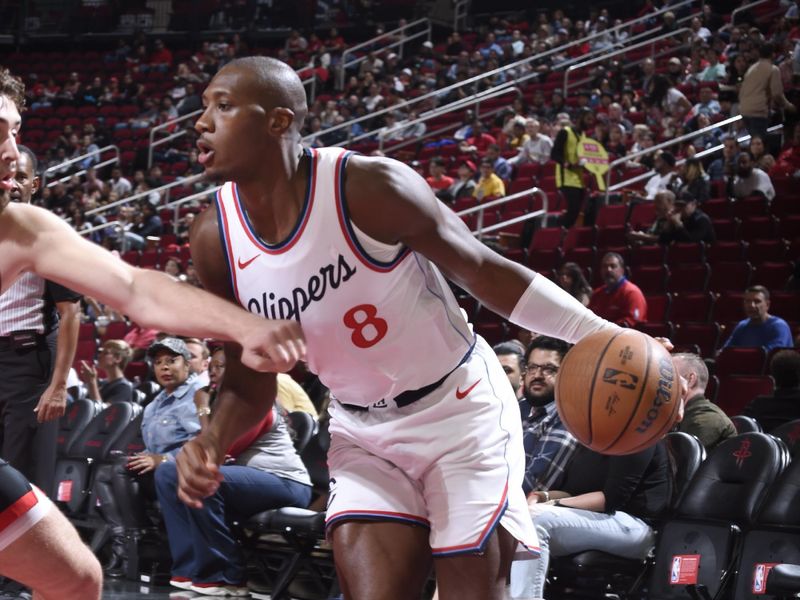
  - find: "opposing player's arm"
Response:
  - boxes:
[187,207,278,459]
[8,203,302,371]
[346,156,618,343]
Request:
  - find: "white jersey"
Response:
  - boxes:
[216,147,474,406]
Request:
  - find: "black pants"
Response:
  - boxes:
[0,331,59,491]
[559,186,599,228]
[94,459,156,531]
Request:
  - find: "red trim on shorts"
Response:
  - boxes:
[430,482,509,555]
[325,509,430,528]
[0,490,38,532]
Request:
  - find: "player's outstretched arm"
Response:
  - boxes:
[176,206,279,507]
[4,203,304,372]
[345,155,620,344]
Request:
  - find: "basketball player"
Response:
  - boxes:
[175,56,629,600]
[0,68,303,598]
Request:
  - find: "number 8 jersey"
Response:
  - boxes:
[216,147,475,407]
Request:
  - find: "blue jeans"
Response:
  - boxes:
[509,504,655,599]
[154,461,312,584]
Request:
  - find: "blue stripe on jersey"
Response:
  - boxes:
[411,252,474,349]
[336,151,411,270]
[233,147,315,252]
[214,189,237,300]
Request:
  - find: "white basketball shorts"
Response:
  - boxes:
[326,336,540,557]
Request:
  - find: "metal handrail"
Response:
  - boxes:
[85,174,206,217]
[341,86,520,152]
[312,1,700,147]
[337,18,432,89]
[79,220,122,236]
[42,145,120,189]
[610,123,784,192]
[454,0,470,31]
[455,186,549,240]
[603,115,743,200]
[720,0,776,33]
[564,27,691,98]
[161,185,222,233]
[147,109,203,169]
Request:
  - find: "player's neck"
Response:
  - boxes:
[236,149,309,245]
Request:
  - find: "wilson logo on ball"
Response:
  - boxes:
[635,357,675,434]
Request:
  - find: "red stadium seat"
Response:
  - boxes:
[715,347,767,377]
[716,375,775,417]
[645,294,671,323]
[667,263,710,294]
[674,322,721,357]
[747,239,787,264]
[628,202,656,230]
[708,261,754,293]
[666,242,705,267]
[630,264,669,294]
[100,320,131,343]
[669,292,715,323]
[562,226,597,252]
[78,323,96,341]
[753,262,793,290]
[635,321,675,340]
[596,204,628,228]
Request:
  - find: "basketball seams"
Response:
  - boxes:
[584,329,625,446]
[599,332,653,454]
[622,372,682,455]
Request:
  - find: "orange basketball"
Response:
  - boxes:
[555,328,681,455]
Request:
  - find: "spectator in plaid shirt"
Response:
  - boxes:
[521,336,579,501]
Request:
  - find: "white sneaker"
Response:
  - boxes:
[189,582,250,597]
[170,577,193,590]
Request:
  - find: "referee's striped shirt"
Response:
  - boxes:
[0,273,81,336]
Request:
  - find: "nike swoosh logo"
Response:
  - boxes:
[455,379,482,400]
[237,255,259,269]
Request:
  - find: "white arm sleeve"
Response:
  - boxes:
[509,274,621,344]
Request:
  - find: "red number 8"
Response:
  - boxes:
[343,304,388,349]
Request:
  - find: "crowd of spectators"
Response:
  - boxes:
[1,2,799,598]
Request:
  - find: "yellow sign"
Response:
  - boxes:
[577,137,609,190]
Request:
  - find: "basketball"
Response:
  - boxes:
[555,329,681,455]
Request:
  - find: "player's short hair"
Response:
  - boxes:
[0,67,25,110]
[17,145,38,175]
[102,339,133,370]
[524,336,572,364]
[672,352,709,390]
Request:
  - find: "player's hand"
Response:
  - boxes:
[239,319,306,373]
[34,383,68,423]
[175,433,224,508]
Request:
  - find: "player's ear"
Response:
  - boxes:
[269,107,295,135]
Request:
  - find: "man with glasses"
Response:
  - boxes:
[520,336,578,502]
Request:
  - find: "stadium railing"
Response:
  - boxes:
[337,18,433,89]
[563,28,691,99]
[42,145,120,189]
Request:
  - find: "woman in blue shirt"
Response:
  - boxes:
[96,337,203,577]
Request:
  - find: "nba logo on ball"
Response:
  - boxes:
[555,329,682,455]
